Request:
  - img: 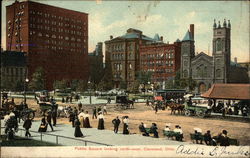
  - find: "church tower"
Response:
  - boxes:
[180,24,195,79]
[212,19,231,83]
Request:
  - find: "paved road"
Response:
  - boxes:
[1,120,190,146]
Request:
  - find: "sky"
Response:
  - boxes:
[1,0,249,62]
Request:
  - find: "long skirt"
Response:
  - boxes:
[79,117,84,128]
[84,117,91,128]
[97,118,104,130]
[123,123,129,134]
[74,126,83,137]
[38,124,47,132]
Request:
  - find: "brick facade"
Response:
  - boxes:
[6,1,89,90]
[139,41,181,83]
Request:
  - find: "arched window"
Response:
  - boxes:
[183,70,188,78]
[216,69,221,78]
[216,39,222,51]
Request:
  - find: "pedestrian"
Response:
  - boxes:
[155,104,158,114]
[97,112,105,130]
[122,116,129,134]
[70,96,73,103]
[78,102,82,111]
[69,111,76,127]
[112,116,121,133]
[83,111,91,128]
[62,97,65,103]
[38,116,47,132]
[74,118,84,137]
[92,107,97,119]
[103,105,107,115]
[46,111,54,131]
[146,99,149,106]
[97,106,102,113]
[52,108,57,126]
[78,110,85,128]
[23,117,32,137]
[150,123,159,138]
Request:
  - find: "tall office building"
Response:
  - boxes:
[6,0,89,89]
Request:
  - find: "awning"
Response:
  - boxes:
[201,84,250,100]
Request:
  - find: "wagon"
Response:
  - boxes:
[184,97,211,117]
[115,95,133,110]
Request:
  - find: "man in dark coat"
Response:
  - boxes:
[204,130,212,145]
[150,123,159,138]
[46,111,54,131]
[219,130,230,146]
[69,112,75,127]
[78,102,83,111]
[112,116,121,133]
[97,106,102,113]
[92,107,97,119]
[139,122,149,136]
[23,117,32,137]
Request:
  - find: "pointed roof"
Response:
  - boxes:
[182,30,193,41]
[154,33,160,41]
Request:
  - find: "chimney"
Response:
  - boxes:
[190,24,194,40]
[160,36,163,41]
[110,35,113,40]
[234,57,237,64]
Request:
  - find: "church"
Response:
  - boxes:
[180,19,249,93]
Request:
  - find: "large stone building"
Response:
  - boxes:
[105,28,157,88]
[0,51,27,90]
[180,21,249,93]
[6,0,89,90]
[139,35,181,86]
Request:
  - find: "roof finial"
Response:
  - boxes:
[213,19,217,28]
[223,18,227,27]
[218,21,221,28]
[228,20,231,28]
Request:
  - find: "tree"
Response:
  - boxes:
[136,71,152,85]
[76,80,88,92]
[128,80,140,93]
[99,63,114,91]
[28,67,45,91]
[120,81,127,90]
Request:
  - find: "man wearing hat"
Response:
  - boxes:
[46,111,54,131]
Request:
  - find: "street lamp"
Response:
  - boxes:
[88,80,92,104]
[24,78,29,104]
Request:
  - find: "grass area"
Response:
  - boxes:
[0,135,60,146]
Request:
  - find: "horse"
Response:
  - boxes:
[168,102,185,115]
[57,105,72,118]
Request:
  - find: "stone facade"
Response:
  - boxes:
[0,51,27,90]
[180,21,249,93]
[105,28,156,88]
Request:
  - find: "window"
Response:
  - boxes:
[216,69,221,78]
[216,39,222,51]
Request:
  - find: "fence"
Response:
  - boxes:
[1,127,112,146]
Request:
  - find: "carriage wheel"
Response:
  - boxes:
[196,110,205,117]
[184,110,191,116]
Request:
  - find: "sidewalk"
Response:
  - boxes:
[1,120,190,146]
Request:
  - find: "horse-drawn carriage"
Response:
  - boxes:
[184,97,211,117]
[115,95,134,110]
[0,101,36,121]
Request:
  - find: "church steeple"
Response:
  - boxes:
[228,20,231,28]
[218,21,221,28]
[223,19,227,27]
[213,19,217,29]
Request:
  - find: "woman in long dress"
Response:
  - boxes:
[38,116,47,132]
[123,116,129,134]
[74,118,84,137]
[97,112,104,130]
[78,110,85,128]
[83,111,91,128]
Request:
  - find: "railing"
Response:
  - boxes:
[1,127,112,146]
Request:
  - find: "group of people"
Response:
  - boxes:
[38,109,57,132]
[139,122,159,138]
[192,128,230,146]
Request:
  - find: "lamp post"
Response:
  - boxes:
[88,80,92,104]
[24,78,29,104]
